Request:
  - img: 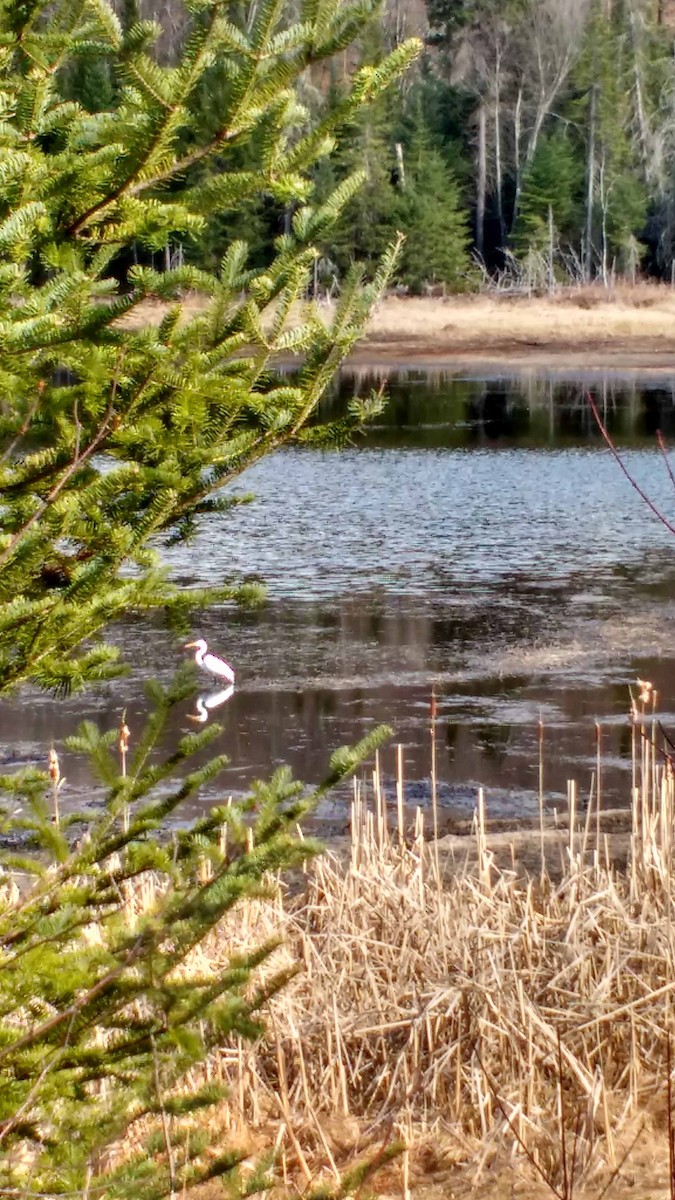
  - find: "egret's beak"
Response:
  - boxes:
[184,641,198,649]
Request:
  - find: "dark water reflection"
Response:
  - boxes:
[4,370,675,827]
[332,371,675,448]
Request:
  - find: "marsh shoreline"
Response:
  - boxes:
[348,289,675,373]
[129,285,675,374]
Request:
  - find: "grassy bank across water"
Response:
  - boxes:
[353,285,675,374]
[126,283,675,375]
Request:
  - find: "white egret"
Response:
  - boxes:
[188,684,235,724]
[185,639,235,684]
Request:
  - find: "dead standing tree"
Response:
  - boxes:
[428,0,591,259]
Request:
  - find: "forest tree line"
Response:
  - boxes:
[69,0,675,294]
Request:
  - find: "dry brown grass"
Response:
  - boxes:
[11,684,675,1197]
[105,684,675,1198]
[361,286,675,366]
[122,281,675,370]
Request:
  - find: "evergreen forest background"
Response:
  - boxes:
[67,0,675,295]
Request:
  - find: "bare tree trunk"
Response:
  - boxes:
[599,153,608,286]
[476,100,487,259]
[494,49,505,249]
[513,85,523,227]
[630,9,650,181]
[523,33,575,177]
[395,142,406,190]
[525,66,571,173]
[584,84,598,282]
[548,206,555,293]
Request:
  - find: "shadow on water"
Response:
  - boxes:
[4,369,675,829]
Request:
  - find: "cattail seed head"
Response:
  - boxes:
[48,746,60,786]
[118,711,130,756]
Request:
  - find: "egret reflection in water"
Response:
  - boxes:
[188,684,235,724]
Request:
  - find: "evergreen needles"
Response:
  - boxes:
[0,0,417,1191]
[0,0,419,693]
[0,678,392,1195]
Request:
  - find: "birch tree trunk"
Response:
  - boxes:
[629,9,650,182]
[476,100,487,259]
[494,48,506,248]
[513,84,523,227]
[584,83,598,281]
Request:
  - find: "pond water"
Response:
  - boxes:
[4,371,675,828]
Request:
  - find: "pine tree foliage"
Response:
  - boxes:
[512,133,582,256]
[0,0,419,695]
[395,130,471,292]
[573,4,649,274]
[0,672,392,1195]
[329,100,402,275]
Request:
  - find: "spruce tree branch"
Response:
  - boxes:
[0,1012,77,1146]
[126,47,293,198]
[0,1189,111,1197]
[152,1033,177,1198]
[0,933,147,1066]
[66,5,223,237]
[166,430,281,525]
[126,125,243,195]
[71,34,322,230]
[0,398,39,466]
[0,366,122,573]
[0,412,113,569]
[73,397,81,461]
[15,0,88,69]
[0,885,131,963]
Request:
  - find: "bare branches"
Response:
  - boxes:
[587,389,675,538]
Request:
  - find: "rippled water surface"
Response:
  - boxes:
[5,372,675,826]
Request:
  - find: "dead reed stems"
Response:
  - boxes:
[191,685,675,1193]
[8,686,675,1196]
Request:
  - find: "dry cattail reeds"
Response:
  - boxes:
[10,687,675,1197]
[179,699,675,1195]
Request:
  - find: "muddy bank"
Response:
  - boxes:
[349,340,675,374]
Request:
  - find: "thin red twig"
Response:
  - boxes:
[586,391,675,538]
[657,429,675,495]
